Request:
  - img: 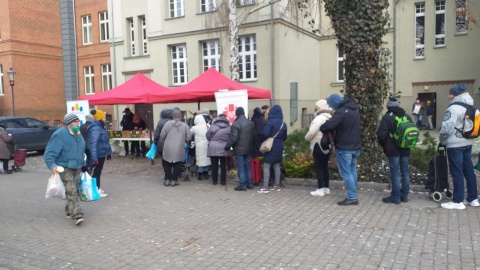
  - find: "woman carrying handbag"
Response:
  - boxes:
[257,105,287,193]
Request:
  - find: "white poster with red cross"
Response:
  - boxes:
[214,90,248,124]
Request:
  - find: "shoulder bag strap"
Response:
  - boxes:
[273,122,285,138]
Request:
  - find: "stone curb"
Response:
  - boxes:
[283,178,426,192]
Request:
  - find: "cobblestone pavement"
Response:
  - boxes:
[0,155,479,270]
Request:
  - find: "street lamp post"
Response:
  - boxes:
[7,68,15,116]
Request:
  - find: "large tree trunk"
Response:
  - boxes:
[228,0,240,82]
[324,0,391,178]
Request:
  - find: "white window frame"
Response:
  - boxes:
[337,44,345,82]
[141,16,148,55]
[455,0,467,35]
[82,15,92,45]
[99,11,109,43]
[84,66,94,94]
[414,3,425,59]
[171,44,188,85]
[202,40,221,72]
[0,65,4,95]
[101,64,112,91]
[169,0,185,18]
[238,36,256,81]
[435,1,446,47]
[201,0,216,12]
[127,18,136,56]
[237,0,255,6]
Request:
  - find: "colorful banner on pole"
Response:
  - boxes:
[214,90,248,124]
[66,100,90,125]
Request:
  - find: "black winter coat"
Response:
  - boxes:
[251,107,265,157]
[320,97,361,150]
[377,107,411,156]
[225,115,255,156]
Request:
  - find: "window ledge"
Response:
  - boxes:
[240,79,258,83]
[330,82,345,87]
[166,16,185,21]
[414,57,426,60]
[434,45,446,49]
[124,55,150,60]
[197,10,217,15]
[454,32,468,36]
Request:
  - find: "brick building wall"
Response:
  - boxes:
[0,0,65,122]
[75,0,114,120]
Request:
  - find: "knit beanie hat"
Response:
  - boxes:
[64,113,80,125]
[327,94,343,111]
[235,107,245,116]
[91,109,106,121]
[202,108,210,114]
[449,83,468,96]
[315,99,330,111]
[85,114,94,122]
[386,97,400,108]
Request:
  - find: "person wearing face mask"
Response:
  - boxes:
[44,113,87,226]
[88,109,112,197]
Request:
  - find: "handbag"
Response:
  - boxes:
[157,125,173,154]
[45,173,66,199]
[260,122,285,153]
[320,131,334,154]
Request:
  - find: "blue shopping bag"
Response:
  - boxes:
[79,173,100,201]
[146,144,157,160]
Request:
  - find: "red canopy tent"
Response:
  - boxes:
[79,73,172,105]
[160,67,271,105]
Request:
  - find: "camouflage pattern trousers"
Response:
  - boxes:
[59,169,83,219]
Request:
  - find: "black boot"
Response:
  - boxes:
[198,173,203,180]
[203,172,209,180]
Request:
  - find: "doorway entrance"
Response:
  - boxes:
[417,92,437,129]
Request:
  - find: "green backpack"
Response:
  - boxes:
[390,115,419,148]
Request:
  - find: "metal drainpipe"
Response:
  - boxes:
[73,0,79,99]
[270,3,275,106]
[393,0,399,95]
[110,0,119,129]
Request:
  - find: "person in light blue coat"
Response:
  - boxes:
[258,105,287,193]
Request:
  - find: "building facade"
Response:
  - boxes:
[0,0,65,121]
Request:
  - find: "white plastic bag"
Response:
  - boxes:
[45,173,66,199]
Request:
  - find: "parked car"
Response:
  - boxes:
[0,117,59,153]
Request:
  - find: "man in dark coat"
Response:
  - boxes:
[251,107,265,158]
[320,94,361,206]
[120,108,135,155]
[225,107,255,191]
[80,114,94,167]
[377,97,412,204]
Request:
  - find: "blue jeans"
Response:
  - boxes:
[388,155,410,201]
[336,149,360,200]
[447,145,478,203]
[236,154,253,189]
[415,114,423,129]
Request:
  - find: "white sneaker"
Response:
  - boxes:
[441,201,466,210]
[310,189,325,197]
[99,189,108,197]
[323,188,331,195]
[464,199,480,207]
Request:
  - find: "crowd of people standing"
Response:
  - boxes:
[39,83,479,226]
